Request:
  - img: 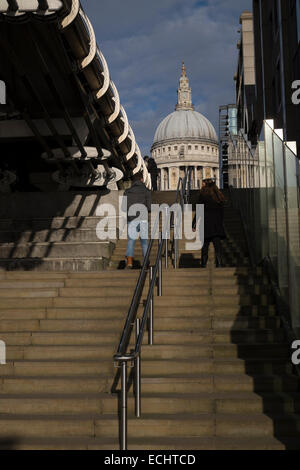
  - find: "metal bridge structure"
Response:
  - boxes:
[0,0,151,192]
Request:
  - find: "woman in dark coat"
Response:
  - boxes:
[193,178,226,268]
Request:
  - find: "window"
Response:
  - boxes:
[168,147,171,152]
[188,145,192,151]
[229,107,238,135]
[174,146,178,151]
[202,146,204,151]
[195,146,198,150]
[0,80,6,105]
[207,147,210,152]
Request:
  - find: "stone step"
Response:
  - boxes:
[153,295,274,308]
[0,277,137,289]
[57,287,146,297]
[0,242,113,259]
[0,289,60,298]
[0,391,299,414]
[0,394,117,415]
[0,295,133,309]
[0,281,66,289]
[95,413,300,439]
[0,229,110,244]
[0,416,96,438]
[140,343,290,360]
[0,258,109,272]
[215,413,300,438]
[62,278,141,288]
[0,317,210,332]
[212,316,281,329]
[1,358,292,378]
[212,329,286,343]
[0,329,286,347]
[5,343,289,361]
[0,217,105,230]
[0,316,281,332]
[5,346,116,361]
[51,296,132,309]
[0,271,139,280]
[0,332,119,346]
[141,358,293,376]
[212,305,277,317]
[0,303,277,321]
[1,435,297,450]
[1,361,115,377]
[61,277,269,289]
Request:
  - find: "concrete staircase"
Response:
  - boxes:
[0,191,299,449]
[0,192,119,271]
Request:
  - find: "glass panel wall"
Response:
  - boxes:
[229,120,300,335]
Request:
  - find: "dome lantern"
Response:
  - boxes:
[175,61,194,111]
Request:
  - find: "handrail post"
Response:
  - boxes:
[149,266,154,345]
[173,210,178,270]
[158,232,162,296]
[164,206,169,269]
[174,237,178,270]
[165,237,168,269]
[120,361,127,450]
[135,319,141,418]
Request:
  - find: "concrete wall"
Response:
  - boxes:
[0,190,122,219]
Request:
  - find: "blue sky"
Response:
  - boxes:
[80,0,252,155]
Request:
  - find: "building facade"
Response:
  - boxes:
[219,104,238,188]
[235,1,300,156]
[151,63,220,191]
[221,2,300,190]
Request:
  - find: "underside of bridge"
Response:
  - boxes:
[0,0,151,193]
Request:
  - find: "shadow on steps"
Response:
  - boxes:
[229,269,300,450]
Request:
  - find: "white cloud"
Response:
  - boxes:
[80,0,252,154]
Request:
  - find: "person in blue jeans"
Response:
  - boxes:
[123,172,152,269]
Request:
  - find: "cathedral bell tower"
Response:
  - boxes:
[175,61,194,111]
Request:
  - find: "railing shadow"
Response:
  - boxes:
[229,269,300,450]
[227,191,300,449]
[0,189,113,271]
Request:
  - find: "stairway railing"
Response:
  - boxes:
[113,174,193,449]
[113,206,171,450]
[171,167,193,268]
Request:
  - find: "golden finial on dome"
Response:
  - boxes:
[182,60,186,77]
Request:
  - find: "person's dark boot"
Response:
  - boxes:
[201,243,209,268]
[201,253,208,268]
[215,253,223,268]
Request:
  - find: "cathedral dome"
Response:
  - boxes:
[152,61,217,147]
[153,109,218,144]
[151,62,220,192]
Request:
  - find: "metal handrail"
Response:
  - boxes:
[113,172,194,449]
[113,208,171,450]
[171,168,193,268]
